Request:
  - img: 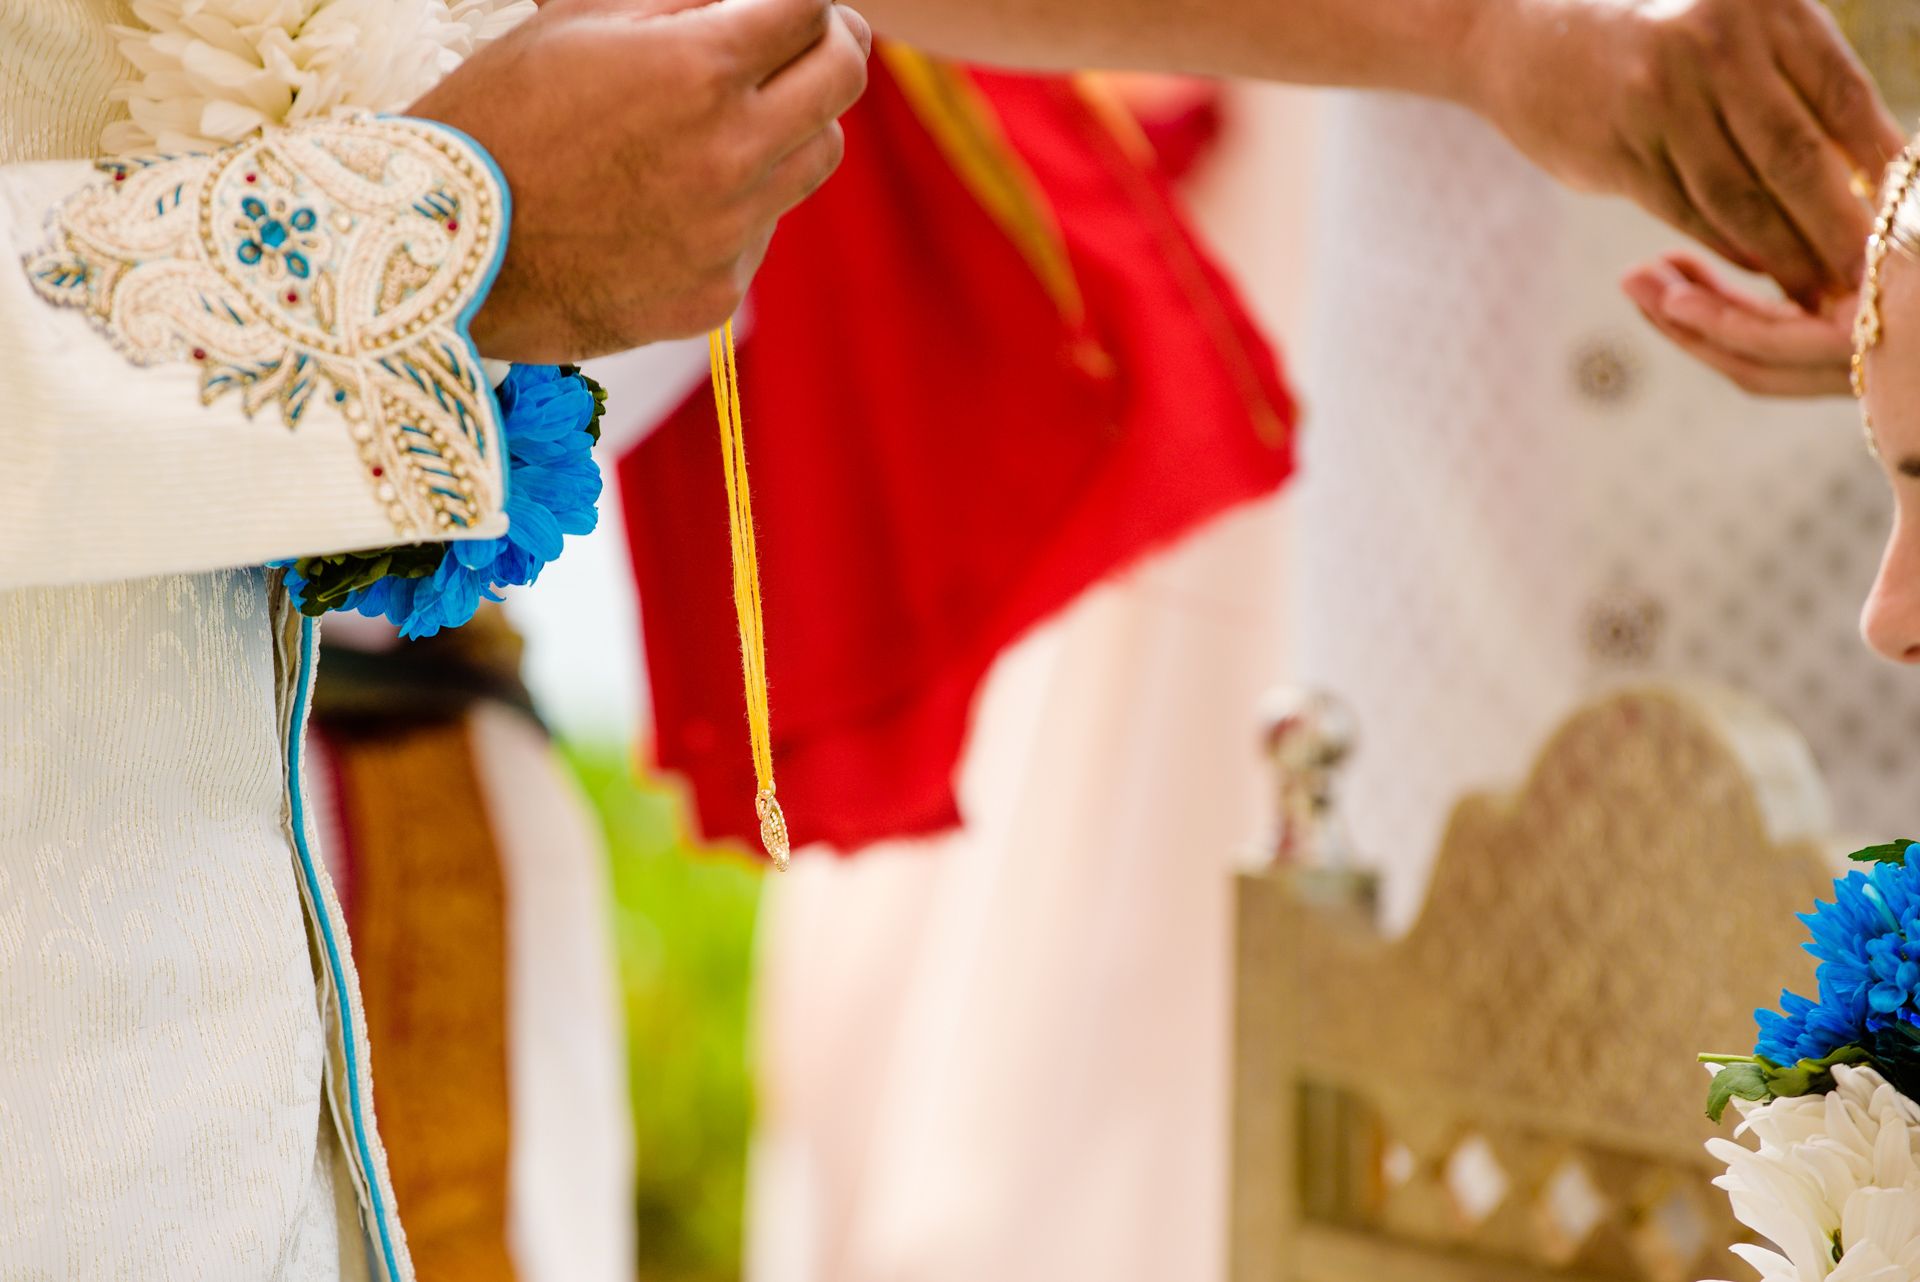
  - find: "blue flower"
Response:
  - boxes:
[282,363,602,639]
[1754,850,1920,1063]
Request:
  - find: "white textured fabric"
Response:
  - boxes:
[1294,92,1908,933]
[0,2,512,1276]
[0,570,341,1276]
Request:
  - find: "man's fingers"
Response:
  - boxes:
[1624,153,1760,275]
[751,8,866,159]
[1722,74,1875,289]
[1623,263,1853,397]
[1775,0,1905,179]
[1667,102,1829,308]
[835,4,871,60]
[704,0,835,85]
[1657,252,1809,320]
[1660,279,1851,363]
[749,118,847,221]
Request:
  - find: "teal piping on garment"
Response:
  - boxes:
[284,614,406,1282]
[380,113,515,510]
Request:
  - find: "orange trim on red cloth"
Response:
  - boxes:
[327,716,517,1282]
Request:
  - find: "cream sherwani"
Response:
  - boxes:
[0,2,513,1277]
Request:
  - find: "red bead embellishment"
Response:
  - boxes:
[191,348,207,361]
[371,466,385,477]
[113,172,126,183]
[446,219,459,232]
[286,291,299,303]
[244,173,257,183]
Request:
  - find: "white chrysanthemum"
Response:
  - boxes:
[102,0,536,157]
[1702,1065,1920,1282]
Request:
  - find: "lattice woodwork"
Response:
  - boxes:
[1232,683,1846,1282]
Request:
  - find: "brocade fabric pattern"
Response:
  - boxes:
[0,572,342,1276]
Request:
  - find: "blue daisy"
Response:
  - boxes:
[1754,849,1920,1064]
[282,363,603,639]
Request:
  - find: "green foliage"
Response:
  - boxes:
[560,364,608,443]
[1699,1045,1875,1122]
[286,542,447,617]
[1849,840,1919,866]
[562,742,763,1282]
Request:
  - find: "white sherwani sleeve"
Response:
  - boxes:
[0,115,511,592]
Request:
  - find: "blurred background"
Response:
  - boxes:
[492,20,1920,1278]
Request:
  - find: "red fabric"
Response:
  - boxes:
[619,62,1294,853]
[1135,87,1227,182]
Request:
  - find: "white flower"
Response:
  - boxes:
[102,0,537,157]
[1700,1065,1920,1282]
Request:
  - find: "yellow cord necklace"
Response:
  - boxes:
[708,320,789,869]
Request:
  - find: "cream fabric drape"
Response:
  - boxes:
[470,702,637,1282]
[741,86,1319,1281]
[748,498,1287,1282]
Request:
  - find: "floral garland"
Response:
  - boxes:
[105,0,605,639]
[281,364,605,638]
[1697,842,1920,1282]
[105,0,536,157]
[1706,842,1920,1121]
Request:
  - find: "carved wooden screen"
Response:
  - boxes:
[1231,685,1844,1282]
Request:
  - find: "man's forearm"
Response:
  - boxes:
[864,0,1903,313]
[858,0,1490,105]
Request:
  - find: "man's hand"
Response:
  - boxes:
[411,0,871,363]
[1622,252,1854,396]
[1469,0,1901,310]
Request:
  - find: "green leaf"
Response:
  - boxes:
[1699,1045,1877,1122]
[1705,1061,1772,1122]
[559,364,608,443]
[287,541,448,616]
[1850,841,1918,866]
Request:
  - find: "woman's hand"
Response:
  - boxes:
[1621,251,1855,397]
[410,0,871,363]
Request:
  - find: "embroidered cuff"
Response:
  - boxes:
[24,116,510,542]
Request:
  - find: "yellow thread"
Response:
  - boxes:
[709,320,789,869]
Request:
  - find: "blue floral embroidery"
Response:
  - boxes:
[235,194,320,279]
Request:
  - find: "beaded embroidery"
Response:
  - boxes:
[25,116,508,540]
